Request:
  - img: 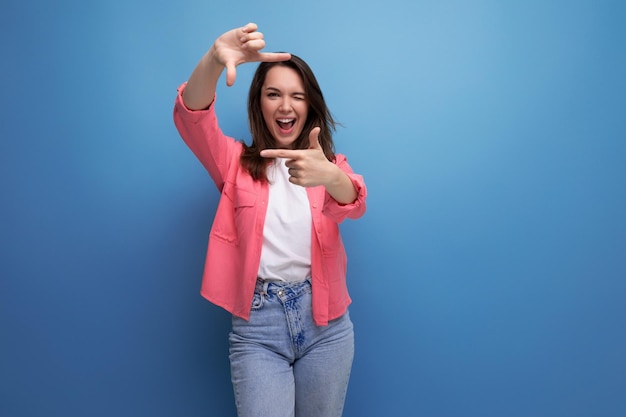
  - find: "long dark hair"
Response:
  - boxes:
[240,54,338,182]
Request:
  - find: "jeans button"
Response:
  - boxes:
[278,290,284,297]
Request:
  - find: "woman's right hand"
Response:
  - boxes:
[212,23,291,86]
[183,23,290,110]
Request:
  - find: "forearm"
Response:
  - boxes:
[324,165,358,205]
[182,47,224,110]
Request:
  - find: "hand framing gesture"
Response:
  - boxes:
[183,23,290,110]
[215,23,291,87]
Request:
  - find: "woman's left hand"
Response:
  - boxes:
[260,128,358,204]
[260,127,334,187]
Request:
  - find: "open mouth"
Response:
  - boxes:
[276,118,295,131]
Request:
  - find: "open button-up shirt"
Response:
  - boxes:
[173,83,367,326]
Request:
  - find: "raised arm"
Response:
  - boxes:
[182,23,291,110]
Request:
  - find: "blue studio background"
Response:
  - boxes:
[1,0,625,416]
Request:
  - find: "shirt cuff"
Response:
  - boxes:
[175,82,216,123]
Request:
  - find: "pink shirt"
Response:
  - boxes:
[173,83,367,326]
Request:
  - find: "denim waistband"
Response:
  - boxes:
[255,278,311,298]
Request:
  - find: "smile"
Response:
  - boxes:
[276,118,295,130]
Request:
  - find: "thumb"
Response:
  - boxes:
[308,127,322,149]
[225,62,237,87]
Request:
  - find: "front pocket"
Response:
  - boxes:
[211,183,258,245]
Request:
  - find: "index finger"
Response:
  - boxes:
[260,148,301,158]
[258,51,291,63]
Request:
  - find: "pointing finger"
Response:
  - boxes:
[260,149,300,159]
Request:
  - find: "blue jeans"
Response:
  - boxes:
[229,279,354,417]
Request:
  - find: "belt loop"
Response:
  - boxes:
[261,280,270,298]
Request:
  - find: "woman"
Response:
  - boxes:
[173,22,367,417]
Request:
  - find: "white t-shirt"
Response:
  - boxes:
[257,158,312,282]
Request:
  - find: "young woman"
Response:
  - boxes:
[173,22,367,417]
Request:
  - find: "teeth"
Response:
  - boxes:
[277,119,294,123]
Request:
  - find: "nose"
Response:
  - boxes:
[278,97,292,112]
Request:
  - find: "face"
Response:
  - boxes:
[260,66,308,149]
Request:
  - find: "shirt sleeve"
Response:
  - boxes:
[321,154,367,223]
[172,82,240,191]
